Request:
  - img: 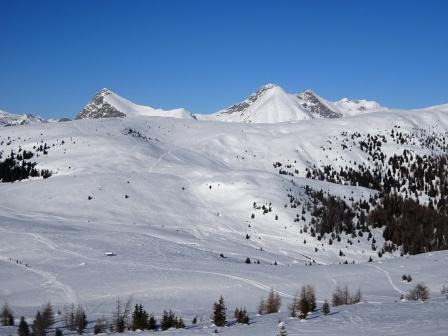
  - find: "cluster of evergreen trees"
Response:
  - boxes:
[274,126,448,256]
[160,310,184,330]
[369,194,448,254]
[0,150,52,183]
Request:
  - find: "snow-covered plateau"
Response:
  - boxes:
[1,85,448,335]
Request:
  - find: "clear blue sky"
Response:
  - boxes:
[1,0,447,119]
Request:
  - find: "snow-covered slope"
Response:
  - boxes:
[76,88,194,120]
[203,84,314,123]
[1,95,448,334]
[332,97,388,116]
[0,109,45,127]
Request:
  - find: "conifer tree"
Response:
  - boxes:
[32,312,46,336]
[18,317,30,336]
[1,302,13,326]
[131,304,148,330]
[75,306,87,335]
[148,315,157,330]
[93,318,106,335]
[41,303,54,331]
[211,296,227,327]
[298,286,310,319]
[322,300,330,315]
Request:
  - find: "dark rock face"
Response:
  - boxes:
[76,88,126,120]
[297,91,342,118]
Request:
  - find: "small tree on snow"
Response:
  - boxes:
[1,302,13,326]
[406,282,430,301]
[211,296,227,327]
[322,300,330,315]
[18,317,30,336]
[288,293,299,317]
[265,289,281,314]
[112,297,132,332]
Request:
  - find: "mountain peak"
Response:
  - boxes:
[76,88,194,120]
[100,88,113,95]
[296,90,342,119]
[76,89,127,120]
[213,83,313,123]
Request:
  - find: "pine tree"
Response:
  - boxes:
[18,317,30,336]
[1,302,13,326]
[131,304,148,331]
[32,312,46,336]
[93,318,106,334]
[63,304,76,331]
[148,315,157,330]
[41,303,54,331]
[75,306,87,335]
[211,296,227,327]
[160,310,183,330]
[322,300,330,315]
[298,286,310,319]
[234,307,249,324]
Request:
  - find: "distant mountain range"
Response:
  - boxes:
[1,84,446,126]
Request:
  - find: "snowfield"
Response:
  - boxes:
[1,99,448,335]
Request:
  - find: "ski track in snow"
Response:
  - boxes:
[0,256,78,304]
[368,264,404,295]
[1,226,293,301]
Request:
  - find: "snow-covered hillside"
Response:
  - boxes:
[1,94,448,335]
[76,88,194,120]
[0,109,45,127]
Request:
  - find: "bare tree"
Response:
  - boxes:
[406,282,430,301]
[112,297,132,332]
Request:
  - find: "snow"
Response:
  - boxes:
[101,89,194,119]
[332,97,387,117]
[0,109,45,127]
[1,92,448,335]
[203,84,313,123]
